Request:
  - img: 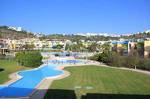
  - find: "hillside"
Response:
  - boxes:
[1,25,150,41]
[40,34,120,41]
[121,32,150,40]
[0,26,35,39]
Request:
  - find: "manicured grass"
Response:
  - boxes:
[45,65,150,99]
[0,59,31,84]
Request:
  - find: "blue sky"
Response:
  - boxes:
[0,0,150,35]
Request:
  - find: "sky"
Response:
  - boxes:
[0,0,150,35]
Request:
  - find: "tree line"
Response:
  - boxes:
[90,50,150,71]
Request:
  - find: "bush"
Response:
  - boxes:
[0,68,4,72]
[0,54,6,59]
[109,52,125,67]
[124,56,139,69]
[15,51,43,67]
[99,51,112,63]
[90,51,150,71]
[138,58,150,70]
[90,51,113,64]
[89,53,101,61]
[55,54,59,56]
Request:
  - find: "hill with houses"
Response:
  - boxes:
[0,26,35,39]
[0,25,150,41]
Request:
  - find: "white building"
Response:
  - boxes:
[145,30,150,33]
[8,26,22,31]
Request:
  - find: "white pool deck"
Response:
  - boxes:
[1,60,150,99]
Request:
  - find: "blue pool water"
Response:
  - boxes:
[0,59,86,98]
[0,64,63,97]
[48,59,86,64]
[41,52,79,57]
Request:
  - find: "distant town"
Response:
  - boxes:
[0,25,150,58]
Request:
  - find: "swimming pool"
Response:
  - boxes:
[41,52,79,57]
[0,64,63,97]
[48,59,86,64]
[0,59,86,98]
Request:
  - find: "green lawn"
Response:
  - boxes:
[45,65,150,99]
[0,59,31,84]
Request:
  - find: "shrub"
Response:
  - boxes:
[124,56,140,69]
[0,54,6,59]
[0,68,4,72]
[89,51,113,63]
[15,51,43,67]
[138,58,150,70]
[99,51,112,63]
[89,51,150,71]
[89,53,101,61]
[55,54,59,56]
[109,52,125,67]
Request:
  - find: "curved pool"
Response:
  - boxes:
[0,64,63,97]
[0,59,86,98]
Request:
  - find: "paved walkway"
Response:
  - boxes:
[29,79,53,99]
[99,64,150,75]
[29,71,70,99]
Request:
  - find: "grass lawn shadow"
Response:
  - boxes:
[44,89,77,99]
[81,93,150,99]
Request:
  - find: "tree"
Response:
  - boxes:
[78,42,86,52]
[89,53,101,61]
[98,51,112,63]
[65,44,70,51]
[56,44,64,49]
[65,42,85,52]
[88,43,99,52]
[15,51,43,67]
[69,44,80,52]
[19,44,35,50]
[101,42,111,52]
[137,42,144,57]
[0,33,2,38]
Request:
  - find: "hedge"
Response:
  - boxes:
[15,51,43,67]
[91,52,150,71]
